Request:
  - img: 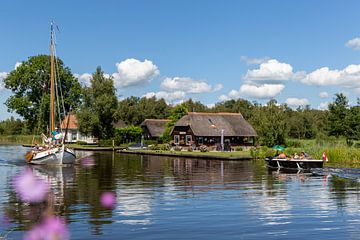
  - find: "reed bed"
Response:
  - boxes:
[0,135,40,145]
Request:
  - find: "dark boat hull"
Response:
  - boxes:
[265,157,324,170]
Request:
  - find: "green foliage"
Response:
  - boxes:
[250,146,273,159]
[212,99,254,119]
[76,141,88,145]
[116,96,170,125]
[4,55,81,131]
[249,100,287,147]
[114,126,142,145]
[328,93,349,137]
[98,139,114,147]
[149,144,170,151]
[77,66,118,140]
[182,98,208,112]
[0,117,29,135]
[235,146,243,151]
[285,139,302,148]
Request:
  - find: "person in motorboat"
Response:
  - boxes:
[277,152,287,159]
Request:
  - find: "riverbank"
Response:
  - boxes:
[119,149,252,160]
[22,143,126,151]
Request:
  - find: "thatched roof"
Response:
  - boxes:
[60,113,78,129]
[113,119,127,128]
[173,112,257,137]
[141,119,171,138]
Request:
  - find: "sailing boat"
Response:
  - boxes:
[25,23,76,165]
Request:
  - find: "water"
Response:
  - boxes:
[0,145,360,239]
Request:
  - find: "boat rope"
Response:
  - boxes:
[53,28,67,133]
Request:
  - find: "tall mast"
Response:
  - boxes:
[50,22,55,132]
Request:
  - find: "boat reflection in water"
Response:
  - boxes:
[30,164,76,211]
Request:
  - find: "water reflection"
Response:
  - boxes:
[1,146,360,239]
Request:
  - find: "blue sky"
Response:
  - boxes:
[1,0,360,120]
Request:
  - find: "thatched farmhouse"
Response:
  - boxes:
[141,119,171,140]
[170,112,257,147]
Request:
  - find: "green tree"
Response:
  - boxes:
[328,93,349,137]
[161,104,188,142]
[116,96,170,125]
[183,99,208,112]
[250,100,287,146]
[212,99,254,119]
[0,117,26,135]
[77,66,118,140]
[114,126,143,144]
[4,55,81,131]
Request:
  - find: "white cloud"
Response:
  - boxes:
[143,91,185,103]
[221,84,285,100]
[218,94,230,101]
[0,72,8,90]
[160,77,222,93]
[318,102,329,110]
[285,98,309,107]
[319,91,329,98]
[240,56,269,65]
[300,65,360,88]
[243,59,294,81]
[213,83,223,92]
[346,37,360,50]
[14,62,22,69]
[353,88,360,95]
[206,103,215,108]
[112,58,159,88]
[74,73,92,86]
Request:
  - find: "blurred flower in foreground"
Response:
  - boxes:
[24,216,69,240]
[13,169,50,203]
[80,155,95,168]
[100,192,116,209]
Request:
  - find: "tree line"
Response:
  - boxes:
[2,55,360,147]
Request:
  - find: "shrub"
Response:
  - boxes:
[199,145,208,152]
[144,140,157,146]
[235,146,243,151]
[114,126,142,145]
[286,140,301,148]
[160,144,170,151]
[76,141,88,145]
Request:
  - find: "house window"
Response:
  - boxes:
[174,135,180,145]
[198,137,203,145]
[72,131,77,141]
[186,135,192,145]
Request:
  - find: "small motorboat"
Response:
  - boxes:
[265,157,324,170]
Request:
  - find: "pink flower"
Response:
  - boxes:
[100,192,116,209]
[24,216,69,240]
[13,169,50,203]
